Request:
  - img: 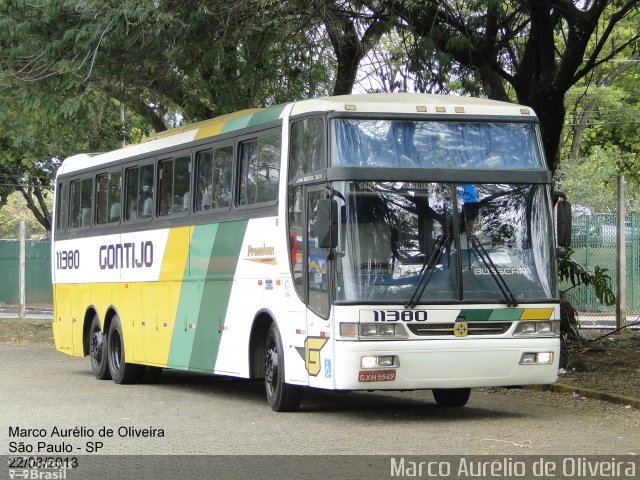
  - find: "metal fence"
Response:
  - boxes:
[0,240,52,307]
[563,212,640,326]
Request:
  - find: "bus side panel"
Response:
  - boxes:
[168,220,248,373]
[216,217,309,383]
[128,282,145,363]
[71,283,91,356]
[196,220,248,374]
[52,284,73,354]
[142,227,191,367]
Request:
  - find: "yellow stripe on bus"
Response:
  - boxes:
[520,308,554,320]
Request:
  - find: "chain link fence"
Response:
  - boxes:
[563,212,640,330]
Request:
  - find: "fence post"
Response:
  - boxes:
[632,212,637,312]
[17,196,26,320]
[616,174,626,329]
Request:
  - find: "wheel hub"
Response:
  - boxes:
[90,331,103,362]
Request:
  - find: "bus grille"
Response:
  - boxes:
[407,322,513,336]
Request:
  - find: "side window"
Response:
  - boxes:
[96,171,122,225]
[307,190,330,317]
[195,145,233,212]
[289,117,324,181]
[239,134,280,206]
[158,155,191,217]
[125,164,154,221]
[288,185,305,301]
[56,182,69,231]
[69,177,94,229]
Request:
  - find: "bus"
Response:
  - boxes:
[52,93,566,411]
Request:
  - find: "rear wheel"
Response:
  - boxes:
[89,315,111,380]
[264,323,302,412]
[107,315,142,384]
[432,388,471,407]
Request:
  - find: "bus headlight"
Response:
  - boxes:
[361,355,398,368]
[339,323,408,339]
[359,323,408,339]
[513,321,558,337]
[520,352,554,364]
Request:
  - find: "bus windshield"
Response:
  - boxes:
[331,119,544,170]
[333,181,556,304]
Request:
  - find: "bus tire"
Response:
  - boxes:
[432,388,471,407]
[264,323,302,412]
[107,315,141,384]
[89,315,111,380]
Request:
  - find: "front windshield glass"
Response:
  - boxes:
[334,181,556,304]
[332,119,544,169]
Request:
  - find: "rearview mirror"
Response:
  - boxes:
[555,194,572,248]
[317,199,338,249]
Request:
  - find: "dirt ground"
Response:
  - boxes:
[1,318,639,400]
[559,329,640,399]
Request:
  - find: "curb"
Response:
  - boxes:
[526,383,640,409]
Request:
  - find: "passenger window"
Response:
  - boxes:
[195,145,233,212]
[69,178,94,229]
[56,182,69,231]
[125,164,154,221]
[158,155,191,217]
[239,134,280,206]
[96,171,122,225]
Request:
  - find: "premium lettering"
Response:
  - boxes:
[248,244,275,257]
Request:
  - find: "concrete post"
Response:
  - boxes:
[616,174,626,329]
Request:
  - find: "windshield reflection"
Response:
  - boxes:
[332,120,544,169]
[334,181,556,304]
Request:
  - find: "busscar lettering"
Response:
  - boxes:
[474,267,526,275]
[99,241,153,270]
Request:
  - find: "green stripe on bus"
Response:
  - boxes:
[456,309,492,321]
[221,104,286,133]
[168,224,219,368]
[488,308,524,321]
[188,220,248,371]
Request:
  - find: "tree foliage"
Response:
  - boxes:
[377,0,640,173]
[556,8,640,211]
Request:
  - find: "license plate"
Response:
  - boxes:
[358,369,396,382]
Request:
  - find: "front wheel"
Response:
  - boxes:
[432,388,471,407]
[264,323,302,412]
[107,315,142,384]
[89,315,111,380]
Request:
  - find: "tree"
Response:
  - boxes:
[378,0,640,173]
[556,12,639,211]
[0,0,336,230]
[310,1,394,95]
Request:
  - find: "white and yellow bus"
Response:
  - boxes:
[52,93,564,411]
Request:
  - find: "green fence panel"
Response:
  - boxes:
[0,240,52,307]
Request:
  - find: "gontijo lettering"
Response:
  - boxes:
[99,241,153,269]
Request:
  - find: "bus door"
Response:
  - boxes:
[305,187,334,387]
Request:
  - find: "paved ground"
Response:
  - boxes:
[1,343,639,457]
[0,306,53,320]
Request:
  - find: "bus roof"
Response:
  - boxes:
[57,93,536,176]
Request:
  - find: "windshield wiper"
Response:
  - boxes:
[468,235,518,307]
[404,233,452,309]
